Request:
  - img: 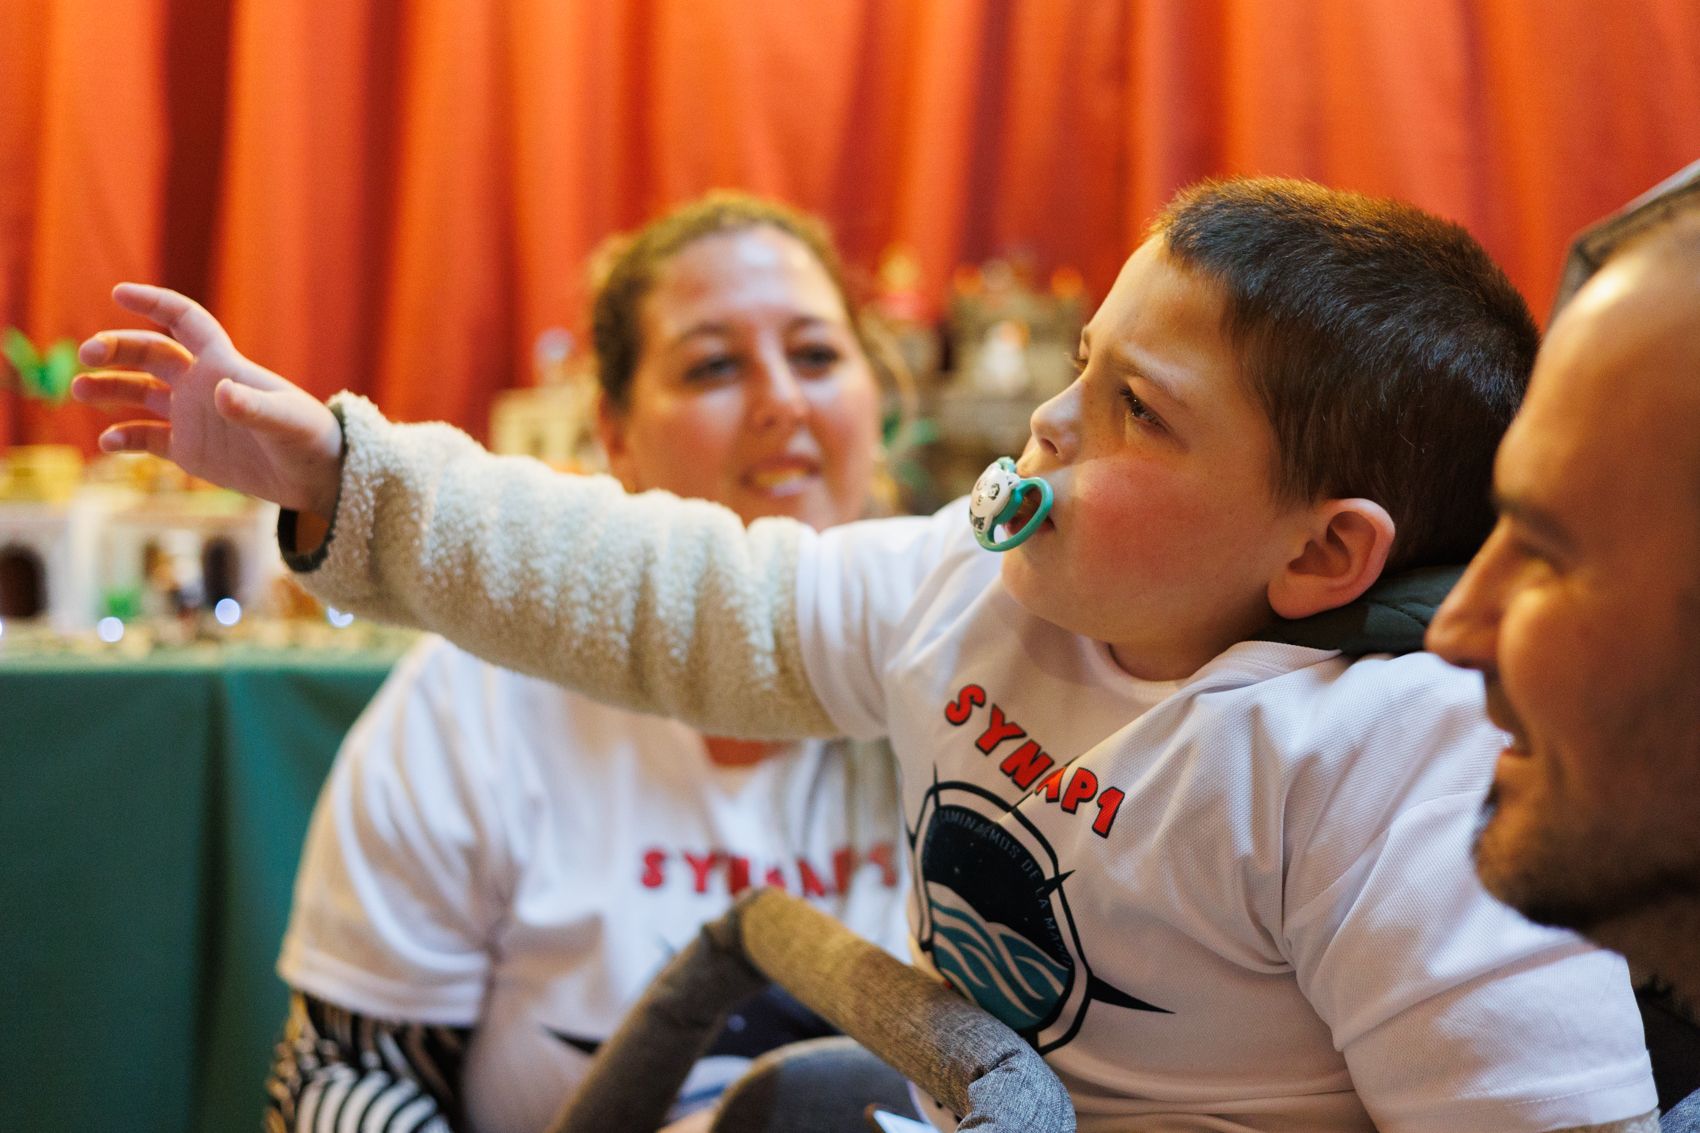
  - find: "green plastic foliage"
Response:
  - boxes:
[1,327,36,387]
[101,585,144,621]
[3,327,79,403]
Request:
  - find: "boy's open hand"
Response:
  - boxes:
[72,283,344,517]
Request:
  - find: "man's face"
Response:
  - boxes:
[1001,237,1309,681]
[1427,233,1700,931]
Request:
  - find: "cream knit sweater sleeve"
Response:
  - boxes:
[290,393,838,740]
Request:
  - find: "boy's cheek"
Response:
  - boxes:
[1075,476,1203,560]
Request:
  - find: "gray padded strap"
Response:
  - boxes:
[544,910,766,1133]
[736,891,1073,1131]
[545,888,1075,1133]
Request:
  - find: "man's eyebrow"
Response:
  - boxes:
[1493,490,1575,548]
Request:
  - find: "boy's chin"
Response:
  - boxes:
[998,553,1106,640]
[992,554,1060,626]
[998,550,1049,614]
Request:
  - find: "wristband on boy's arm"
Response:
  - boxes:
[278,402,349,572]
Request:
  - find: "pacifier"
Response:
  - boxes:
[968,457,1053,552]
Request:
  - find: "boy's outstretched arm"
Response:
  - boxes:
[298,394,841,740]
[76,285,849,742]
[72,284,344,517]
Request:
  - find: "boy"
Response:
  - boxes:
[76,178,1656,1131]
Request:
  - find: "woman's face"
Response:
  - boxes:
[598,226,883,531]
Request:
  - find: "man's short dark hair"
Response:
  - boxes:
[1154,177,1539,573]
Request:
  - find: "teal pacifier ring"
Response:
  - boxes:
[968,456,1053,552]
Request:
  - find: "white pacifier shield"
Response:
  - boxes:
[969,463,1020,536]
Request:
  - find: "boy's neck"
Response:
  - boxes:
[1104,565,1463,680]
[1107,632,1246,684]
[1105,596,1280,683]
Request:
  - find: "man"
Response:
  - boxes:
[1428,162,1700,1125]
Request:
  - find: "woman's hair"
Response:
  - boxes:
[589,191,874,412]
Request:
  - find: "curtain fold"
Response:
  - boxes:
[3,0,1698,451]
[3,0,171,449]
[214,0,394,407]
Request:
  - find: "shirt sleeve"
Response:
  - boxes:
[277,639,515,1023]
[287,392,836,741]
[1285,781,1657,1132]
[795,502,975,740]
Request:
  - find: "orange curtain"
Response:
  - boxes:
[1,0,172,449]
[3,0,1698,451]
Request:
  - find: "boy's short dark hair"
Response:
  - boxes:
[1154,177,1538,573]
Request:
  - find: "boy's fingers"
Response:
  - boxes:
[215,380,307,438]
[110,282,234,357]
[78,330,194,377]
[214,378,262,423]
[97,421,171,457]
[71,372,173,417]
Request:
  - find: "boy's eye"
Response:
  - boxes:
[1120,387,1161,427]
[1069,347,1088,374]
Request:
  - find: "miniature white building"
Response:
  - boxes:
[489,382,602,471]
[488,327,605,473]
[0,449,282,631]
[0,494,109,632]
[97,493,282,622]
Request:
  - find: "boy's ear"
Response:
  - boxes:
[595,394,637,491]
[1268,498,1396,620]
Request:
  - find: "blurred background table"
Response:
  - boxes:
[0,636,409,1133]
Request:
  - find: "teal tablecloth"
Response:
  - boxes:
[0,642,403,1133]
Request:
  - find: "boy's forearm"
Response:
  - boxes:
[288,394,837,741]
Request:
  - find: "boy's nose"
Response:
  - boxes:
[1028,380,1079,460]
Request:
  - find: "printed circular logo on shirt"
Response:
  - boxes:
[909,775,1169,1054]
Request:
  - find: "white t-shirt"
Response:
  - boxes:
[278,637,910,1133]
[795,505,1656,1133]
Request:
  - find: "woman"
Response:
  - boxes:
[264,193,912,1133]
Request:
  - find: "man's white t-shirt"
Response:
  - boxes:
[278,637,910,1133]
[795,505,1656,1133]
